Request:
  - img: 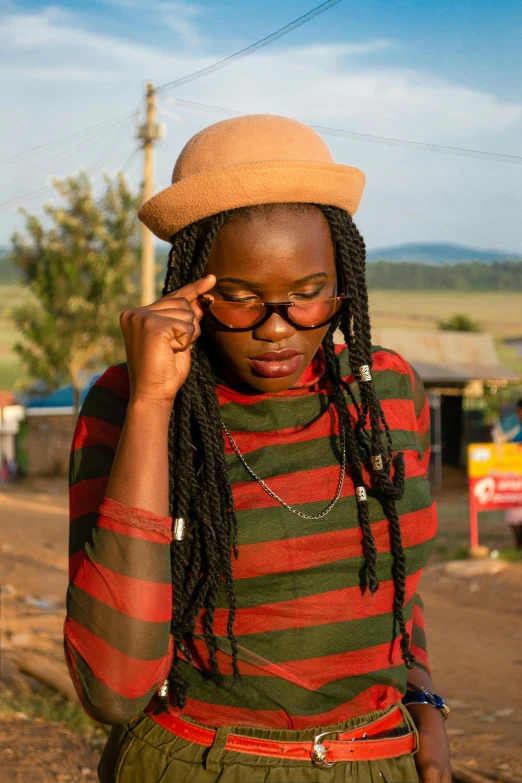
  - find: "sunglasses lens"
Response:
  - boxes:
[289,297,343,327]
[208,301,265,329]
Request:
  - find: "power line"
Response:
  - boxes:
[163,97,522,166]
[0,146,137,212]
[0,186,49,213]
[0,117,133,191]
[158,97,521,252]
[86,120,134,170]
[121,145,141,174]
[0,1,341,191]
[156,0,342,94]
[314,123,522,166]
[365,194,521,256]
[0,110,136,167]
[2,0,519,255]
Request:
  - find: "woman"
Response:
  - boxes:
[64,115,451,782]
[493,399,522,547]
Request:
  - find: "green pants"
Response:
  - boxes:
[98,705,420,783]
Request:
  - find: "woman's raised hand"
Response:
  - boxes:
[119,275,216,405]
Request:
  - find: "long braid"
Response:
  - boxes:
[322,331,379,593]
[161,204,415,710]
[162,214,240,709]
[318,204,414,667]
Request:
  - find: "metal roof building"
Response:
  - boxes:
[335,328,519,485]
[370,328,517,387]
[20,373,102,416]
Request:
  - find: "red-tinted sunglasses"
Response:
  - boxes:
[199,294,349,332]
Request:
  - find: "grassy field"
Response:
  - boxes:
[369,289,522,376]
[0,285,521,390]
[368,290,522,337]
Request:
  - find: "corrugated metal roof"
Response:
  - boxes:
[22,373,101,410]
[336,328,516,384]
[372,328,500,365]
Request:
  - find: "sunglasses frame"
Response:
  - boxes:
[199,293,350,332]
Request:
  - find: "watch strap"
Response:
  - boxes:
[402,685,450,719]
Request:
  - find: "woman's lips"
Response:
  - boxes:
[248,349,303,379]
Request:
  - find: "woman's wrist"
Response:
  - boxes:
[405,701,446,729]
[127,395,175,415]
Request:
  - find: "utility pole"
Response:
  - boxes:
[138,82,163,306]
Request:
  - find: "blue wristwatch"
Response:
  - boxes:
[402,684,450,720]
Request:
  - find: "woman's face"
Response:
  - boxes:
[202,205,337,393]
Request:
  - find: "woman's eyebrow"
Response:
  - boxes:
[217,273,329,287]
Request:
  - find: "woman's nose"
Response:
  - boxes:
[253,312,296,342]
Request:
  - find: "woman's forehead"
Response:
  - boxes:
[206,205,335,281]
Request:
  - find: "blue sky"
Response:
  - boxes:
[1,0,521,251]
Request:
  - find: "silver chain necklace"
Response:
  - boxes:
[222,421,346,520]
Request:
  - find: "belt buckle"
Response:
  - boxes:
[311,729,339,769]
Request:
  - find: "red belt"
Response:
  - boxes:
[145,703,416,769]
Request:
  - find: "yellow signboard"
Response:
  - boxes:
[468,442,522,548]
[468,442,522,479]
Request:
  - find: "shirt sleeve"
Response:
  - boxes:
[412,365,431,473]
[410,365,432,674]
[63,365,174,725]
[410,593,431,674]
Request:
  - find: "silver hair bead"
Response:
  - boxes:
[158,678,169,699]
[357,365,372,382]
[355,486,368,503]
[173,517,185,541]
[371,454,384,471]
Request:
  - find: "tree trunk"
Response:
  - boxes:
[73,384,81,417]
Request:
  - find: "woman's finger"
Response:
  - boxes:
[141,307,196,323]
[161,275,216,306]
[166,319,196,350]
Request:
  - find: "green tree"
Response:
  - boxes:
[10,170,140,412]
[438,313,481,332]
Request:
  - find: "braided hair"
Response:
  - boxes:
[162,204,415,710]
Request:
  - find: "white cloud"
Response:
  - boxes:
[2,66,120,82]
[189,45,522,141]
[0,4,521,251]
[98,0,203,46]
[0,6,207,66]
[160,2,202,47]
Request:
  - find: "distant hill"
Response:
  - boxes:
[366,260,522,290]
[366,242,521,264]
[2,243,522,289]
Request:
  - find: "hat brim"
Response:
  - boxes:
[138,160,366,241]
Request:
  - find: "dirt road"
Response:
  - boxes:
[1,480,521,782]
[420,564,522,770]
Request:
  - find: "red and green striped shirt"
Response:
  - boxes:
[64,344,435,728]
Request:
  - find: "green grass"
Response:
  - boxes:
[369,289,522,376]
[495,341,522,377]
[0,683,109,740]
[431,495,515,562]
[497,548,522,562]
[369,289,522,339]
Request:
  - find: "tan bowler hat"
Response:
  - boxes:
[138,114,366,241]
